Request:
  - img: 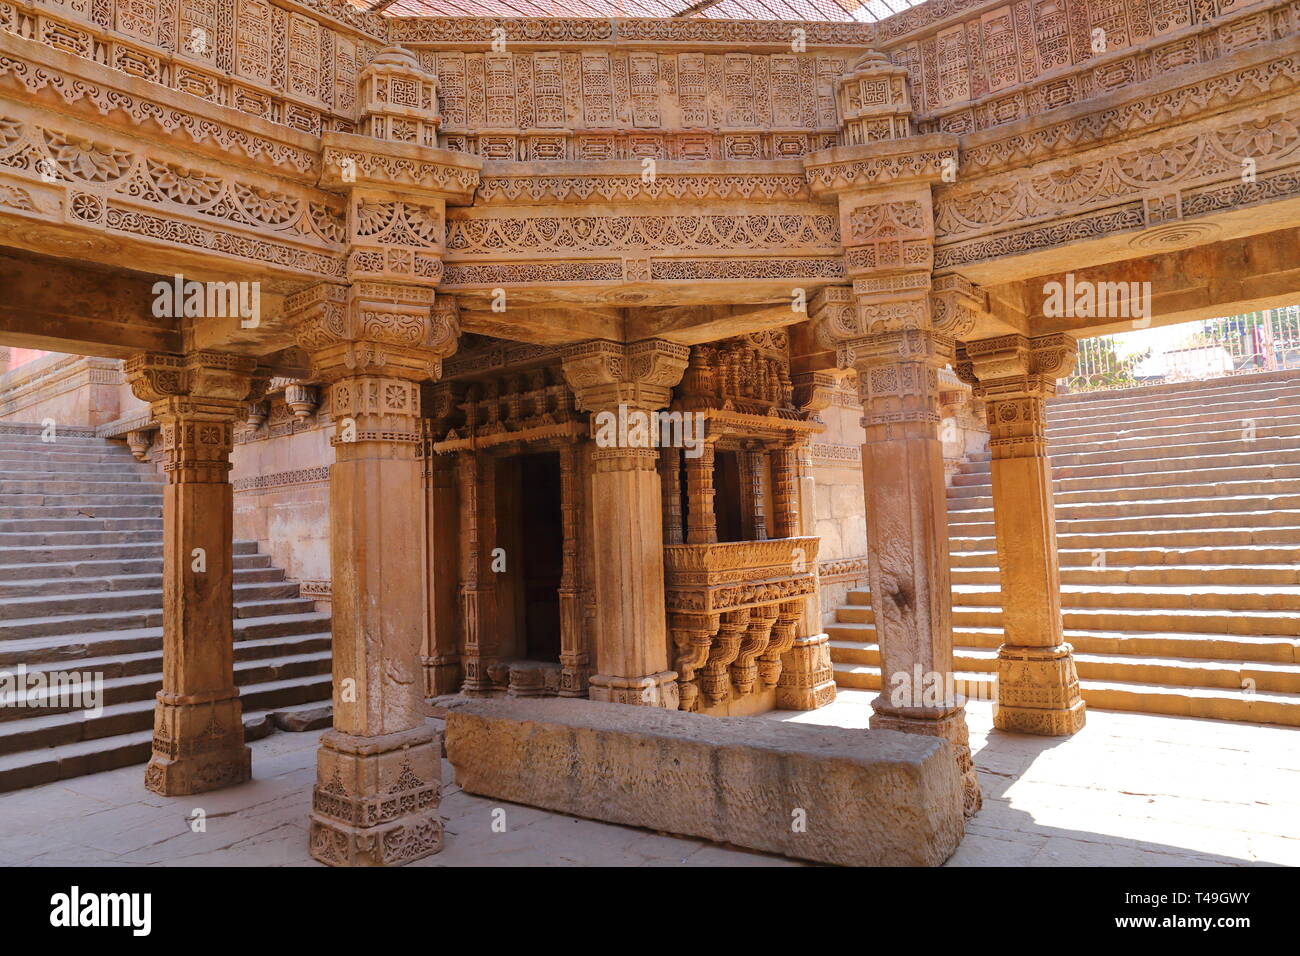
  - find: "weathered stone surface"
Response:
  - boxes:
[443,696,963,867]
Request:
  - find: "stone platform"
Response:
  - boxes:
[439,695,964,867]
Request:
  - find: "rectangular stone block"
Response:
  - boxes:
[442,696,964,866]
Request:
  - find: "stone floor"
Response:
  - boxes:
[1,690,1296,866]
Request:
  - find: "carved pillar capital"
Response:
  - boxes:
[956,333,1078,460]
[285,282,460,385]
[125,351,257,484]
[561,339,690,414]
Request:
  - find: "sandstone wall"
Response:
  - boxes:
[231,392,334,605]
[0,353,144,428]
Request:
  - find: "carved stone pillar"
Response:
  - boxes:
[562,340,690,708]
[684,437,718,545]
[558,440,590,697]
[124,351,256,796]
[456,450,500,695]
[956,334,1086,736]
[770,444,801,540]
[659,445,684,545]
[420,429,461,697]
[807,61,979,812]
[286,282,459,867]
[739,444,769,541]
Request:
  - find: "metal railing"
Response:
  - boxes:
[1063,307,1300,393]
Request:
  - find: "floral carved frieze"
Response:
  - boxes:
[664,537,821,615]
[935,108,1300,243]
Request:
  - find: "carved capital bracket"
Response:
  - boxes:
[124,351,257,484]
[561,339,690,414]
[284,282,461,385]
[956,333,1079,459]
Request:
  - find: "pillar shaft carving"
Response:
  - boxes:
[739,446,769,541]
[956,333,1086,737]
[561,340,689,709]
[810,275,981,816]
[286,281,459,867]
[124,350,257,797]
[558,441,590,698]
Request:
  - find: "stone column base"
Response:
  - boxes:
[588,670,679,709]
[775,633,837,710]
[144,692,251,796]
[870,702,982,818]
[308,725,443,867]
[994,643,1087,736]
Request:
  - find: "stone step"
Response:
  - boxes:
[827,663,1300,725]
[1046,433,1300,471]
[950,460,1300,494]
[948,493,1300,523]
[0,504,163,519]
[0,698,334,794]
[0,650,333,723]
[950,563,1300,587]
[827,619,1300,664]
[956,444,1300,478]
[0,581,301,622]
[0,678,333,792]
[0,516,164,532]
[1047,417,1300,459]
[1048,376,1300,423]
[0,529,162,547]
[827,637,1300,692]
[0,540,260,565]
[1047,397,1300,438]
[835,599,1300,636]
[0,552,270,582]
[0,479,165,495]
[846,582,1300,613]
[0,671,334,758]
[0,496,166,512]
[951,525,1300,550]
[0,597,317,641]
[948,475,1300,510]
[0,611,333,668]
[951,509,1300,539]
[0,463,158,476]
[0,565,285,599]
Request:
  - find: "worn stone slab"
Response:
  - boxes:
[441,696,964,866]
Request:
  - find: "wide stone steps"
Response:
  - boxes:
[0,430,333,792]
[830,370,1300,727]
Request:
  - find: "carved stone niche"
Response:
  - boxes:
[359,46,441,148]
[835,51,915,146]
[665,537,820,715]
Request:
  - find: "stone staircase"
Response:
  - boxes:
[0,427,333,791]
[830,369,1300,727]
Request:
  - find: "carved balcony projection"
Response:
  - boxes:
[665,537,823,716]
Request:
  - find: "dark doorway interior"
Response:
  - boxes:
[714,449,744,543]
[518,452,563,661]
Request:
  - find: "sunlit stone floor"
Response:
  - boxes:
[1,690,1296,866]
